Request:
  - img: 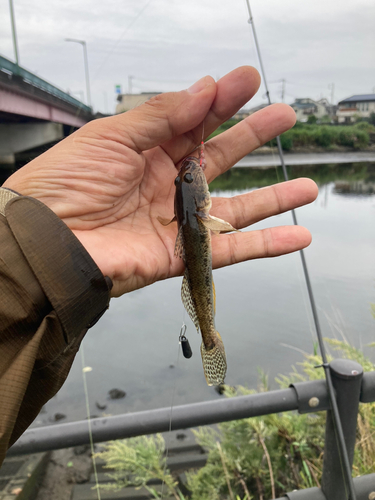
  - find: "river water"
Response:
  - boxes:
[32,161,375,426]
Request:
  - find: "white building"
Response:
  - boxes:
[116,92,161,114]
[290,98,328,122]
[336,94,375,123]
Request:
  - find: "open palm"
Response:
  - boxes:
[4,67,318,297]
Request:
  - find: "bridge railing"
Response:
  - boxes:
[0,55,92,113]
[7,359,375,499]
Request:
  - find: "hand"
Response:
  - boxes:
[4,66,318,297]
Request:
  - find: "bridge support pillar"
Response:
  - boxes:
[0,122,64,165]
[0,153,15,165]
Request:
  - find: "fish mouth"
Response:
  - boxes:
[179,155,200,174]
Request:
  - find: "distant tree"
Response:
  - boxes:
[307,114,317,124]
[370,113,375,126]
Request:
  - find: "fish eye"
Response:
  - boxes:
[174,176,180,186]
[184,173,193,183]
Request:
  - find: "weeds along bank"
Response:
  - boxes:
[272,121,375,151]
[95,337,375,499]
[210,119,375,152]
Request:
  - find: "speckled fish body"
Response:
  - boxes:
[172,156,237,386]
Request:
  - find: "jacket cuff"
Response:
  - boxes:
[1,188,112,343]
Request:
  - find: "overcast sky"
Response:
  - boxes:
[1,0,374,114]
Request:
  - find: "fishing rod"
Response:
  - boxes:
[244,1,357,499]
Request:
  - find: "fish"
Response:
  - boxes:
[158,155,238,385]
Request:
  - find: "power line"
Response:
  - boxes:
[91,0,154,84]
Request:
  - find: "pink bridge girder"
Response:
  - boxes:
[0,87,87,128]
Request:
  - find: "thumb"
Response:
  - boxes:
[107,76,217,153]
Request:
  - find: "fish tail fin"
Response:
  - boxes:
[200,332,227,386]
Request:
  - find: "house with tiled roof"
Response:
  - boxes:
[290,98,329,122]
[337,94,375,123]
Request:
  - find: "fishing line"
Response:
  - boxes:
[244,1,356,498]
[91,0,154,85]
[80,346,102,500]
[160,323,185,500]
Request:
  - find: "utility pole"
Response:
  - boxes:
[103,91,108,114]
[328,83,335,105]
[128,75,134,94]
[281,79,286,103]
[9,0,20,65]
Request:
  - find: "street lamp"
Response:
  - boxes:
[9,0,20,65]
[65,38,92,108]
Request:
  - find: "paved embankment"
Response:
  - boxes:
[234,151,375,168]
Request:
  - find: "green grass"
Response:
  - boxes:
[208,118,375,151]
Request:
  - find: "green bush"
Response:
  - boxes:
[307,115,317,124]
[354,121,372,130]
[280,133,293,151]
[286,127,315,147]
[94,435,183,499]
[280,124,370,150]
[338,129,369,149]
[211,118,371,151]
[314,126,335,147]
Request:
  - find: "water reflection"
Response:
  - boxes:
[209,162,374,192]
[334,180,375,195]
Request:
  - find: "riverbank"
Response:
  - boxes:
[234,150,375,168]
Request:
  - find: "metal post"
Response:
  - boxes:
[321,359,363,499]
[81,41,92,108]
[64,38,92,108]
[8,0,20,65]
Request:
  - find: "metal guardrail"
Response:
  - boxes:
[0,54,92,113]
[7,360,375,499]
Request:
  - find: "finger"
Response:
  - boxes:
[161,66,261,162]
[101,76,217,153]
[204,103,297,182]
[211,178,318,229]
[212,225,312,269]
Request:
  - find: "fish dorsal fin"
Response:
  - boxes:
[181,271,200,332]
[212,279,216,315]
[196,213,238,235]
[174,226,184,259]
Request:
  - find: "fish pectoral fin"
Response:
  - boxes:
[157,215,176,226]
[196,213,239,234]
[181,271,200,332]
[158,216,183,259]
[174,226,184,259]
[200,333,227,386]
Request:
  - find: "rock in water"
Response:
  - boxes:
[108,388,126,400]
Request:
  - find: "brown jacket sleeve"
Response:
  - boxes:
[0,188,112,465]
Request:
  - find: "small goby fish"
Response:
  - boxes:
[158,156,238,386]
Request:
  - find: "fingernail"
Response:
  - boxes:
[187,76,210,94]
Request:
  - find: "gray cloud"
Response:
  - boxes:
[0,0,374,113]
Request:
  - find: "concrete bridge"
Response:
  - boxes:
[0,55,93,165]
